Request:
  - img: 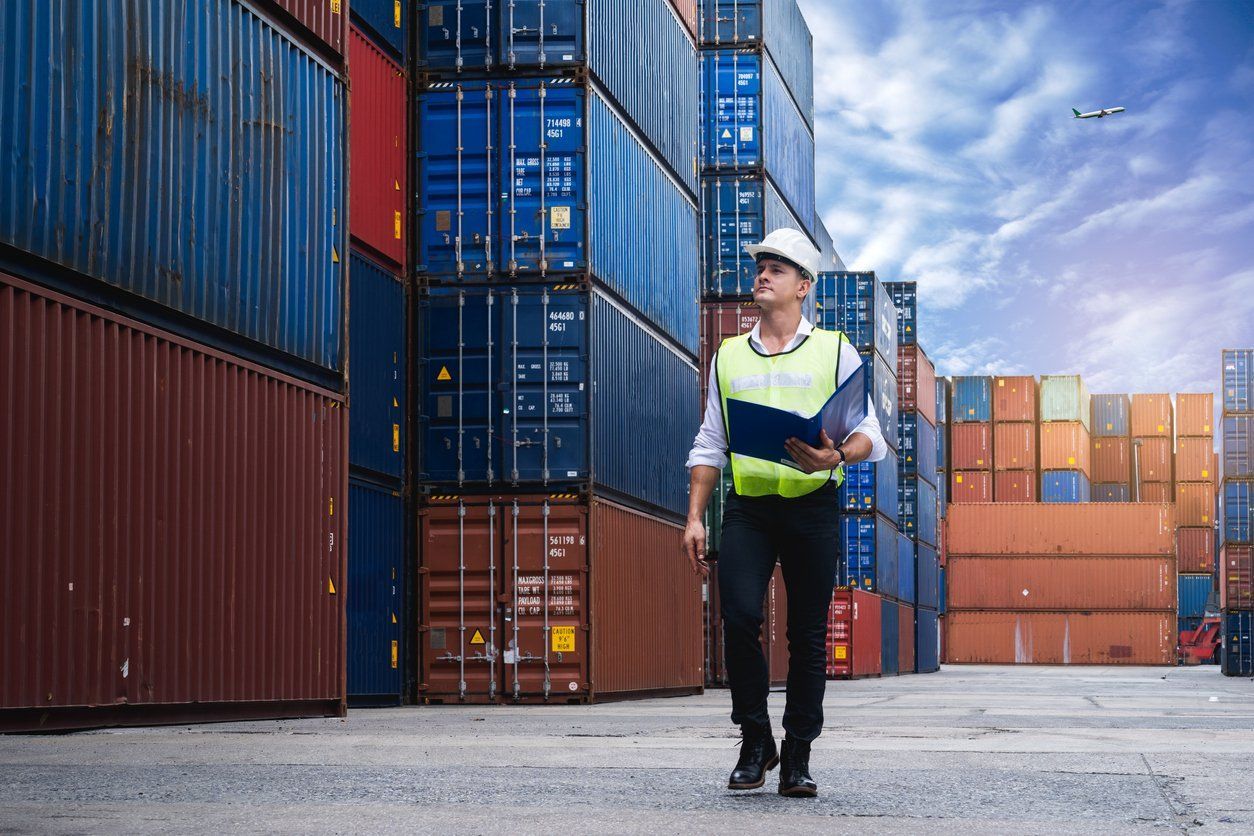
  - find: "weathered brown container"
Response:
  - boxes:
[1176,437,1215,482]
[1133,437,1172,481]
[947,503,1176,555]
[418,494,703,704]
[1039,421,1091,475]
[1175,482,1214,527]
[898,345,937,425]
[993,376,1037,422]
[1138,482,1172,503]
[667,0,698,40]
[1222,545,1253,610]
[993,470,1037,502]
[1130,394,1173,437]
[1175,393,1214,438]
[951,471,993,503]
[0,273,347,731]
[1177,526,1216,574]
[951,423,992,469]
[993,422,1036,470]
[1091,437,1131,483]
[700,301,760,403]
[945,556,1175,610]
[267,0,346,59]
[826,589,883,678]
[943,611,1174,665]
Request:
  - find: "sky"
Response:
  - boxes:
[796,0,1254,400]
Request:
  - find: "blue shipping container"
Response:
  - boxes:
[702,49,815,236]
[1222,480,1252,544]
[1178,574,1211,619]
[1042,470,1092,503]
[349,253,406,480]
[1091,394,1131,437]
[900,476,939,547]
[1223,349,1253,414]
[952,377,992,423]
[354,0,408,59]
[841,514,897,596]
[0,0,346,378]
[348,478,405,703]
[416,79,700,355]
[939,567,947,614]
[936,377,950,424]
[915,608,939,673]
[916,543,939,611]
[1093,482,1132,502]
[937,420,948,471]
[419,285,697,517]
[896,532,916,605]
[898,413,938,482]
[884,281,918,345]
[1223,611,1253,676]
[839,449,900,523]
[813,272,898,368]
[1223,415,1253,479]
[859,351,900,451]
[880,597,899,675]
[937,468,948,518]
[701,174,814,298]
[813,217,842,272]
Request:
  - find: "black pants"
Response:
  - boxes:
[717,483,840,742]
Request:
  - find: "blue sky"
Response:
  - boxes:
[797,0,1254,399]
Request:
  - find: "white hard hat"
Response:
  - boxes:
[745,228,821,282]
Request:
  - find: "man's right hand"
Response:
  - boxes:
[682,518,709,576]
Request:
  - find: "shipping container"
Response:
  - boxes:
[826,588,882,679]
[897,533,916,604]
[993,376,1037,422]
[1040,421,1091,475]
[350,27,407,270]
[993,422,1037,471]
[1222,610,1253,676]
[937,462,949,515]
[1176,482,1215,527]
[349,253,406,480]
[1041,471,1091,503]
[347,478,405,704]
[948,502,1175,555]
[1130,394,1173,437]
[881,599,900,675]
[916,543,939,611]
[702,48,815,235]
[813,216,842,272]
[952,377,992,423]
[951,422,992,469]
[415,79,700,353]
[271,0,347,58]
[838,449,900,522]
[1133,437,1173,482]
[1223,416,1254,479]
[897,413,938,481]
[1178,526,1216,573]
[1176,393,1214,437]
[419,285,698,517]
[884,282,917,346]
[353,0,407,59]
[936,377,950,424]
[898,603,915,675]
[812,272,898,367]
[951,470,993,503]
[937,427,948,479]
[1222,349,1253,414]
[702,175,816,298]
[1178,574,1211,619]
[994,470,1038,502]
[0,0,348,383]
[1221,544,1252,610]
[1092,437,1131,484]
[860,350,900,450]
[944,611,1174,665]
[699,300,761,402]
[1222,480,1252,544]
[418,494,703,703]
[900,476,939,547]
[841,514,898,596]
[915,608,939,673]
[1093,482,1131,502]
[704,470,735,555]
[898,345,938,424]
[765,563,790,687]
[944,556,1175,611]
[0,273,346,730]
[1138,481,1172,503]
[1039,376,1090,429]
[1091,394,1131,437]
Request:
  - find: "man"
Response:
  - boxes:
[683,228,887,797]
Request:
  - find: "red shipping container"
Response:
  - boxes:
[1177,526,1216,574]
[945,556,1175,611]
[0,273,346,730]
[1222,545,1253,610]
[418,494,703,704]
[951,471,993,503]
[1176,437,1215,482]
[898,602,915,675]
[897,345,937,425]
[947,503,1176,555]
[994,470,1037,502]
[1039,421,1091,475]
[993,422,1036,470]
[1091,437,1131,483]
[350,27,407,269]
[1130,394,1173,437]
[993,376,1036,422]
[1175,393,1214,437]
[1138,482,1172,503]
[269,0,346,59]
[765,565,789,687]
[1133,437,1172,481]
[699,301,761,402]
[827,589,883,678]
[943,611,1174,665]
[952,423,992,469]
[1175,482,1214,526]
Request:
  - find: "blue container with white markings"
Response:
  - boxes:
[1042,471,1091,503]
[702,174,815,298]
[1223,349,1253,414]
[899,475,938,547]
[1091,394,1131,437]
[840,514,897,596]
[915,608,939,673]
[884,282,917,345]
[916,543,939,611]
[859,351,900,452]
[898,413,938,482]
[1222,480,1252,544]
[896,532,916,605]
[1223,611,1253,676]
[1178,575,1211,619]
[348,477,405,703]
[951,377,992,423]
[1223,415,1253,479]
[813,272,898,368]
[1093,482,1131,502]
[839,449,899,523]
[349,253,407,481]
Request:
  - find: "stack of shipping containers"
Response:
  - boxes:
[1131,394,1175,502]
[993,377,1038,501]
[1039,375,1091,502]
[1175,393,1217,644]
[0,0,349,728]
[1221,350,1253,675]
[936,378,951,659]
[1091,394,1133,501]
[413,0,705,703]
[950,377,993,503]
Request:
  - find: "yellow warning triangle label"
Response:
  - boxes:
[331,246,340,263]
[437,366,452,382]
[392,612,398,624]
[394,179,401,191]
[328,577,337,594]
[393,397,399,407]
[721,128,732,139]
[469,629,485,645]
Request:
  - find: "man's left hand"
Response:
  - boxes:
[785,430,841,473]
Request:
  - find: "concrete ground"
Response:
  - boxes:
[1,666,1252,834]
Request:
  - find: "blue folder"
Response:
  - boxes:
[726,360,869,469]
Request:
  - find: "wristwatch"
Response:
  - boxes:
[834,446,847,466]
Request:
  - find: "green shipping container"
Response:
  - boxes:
[1040,375,1091,430]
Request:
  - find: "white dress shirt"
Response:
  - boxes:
[687,318,889,474]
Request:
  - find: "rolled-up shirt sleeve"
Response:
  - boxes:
[687,357,730,470]
[840,340,888,463]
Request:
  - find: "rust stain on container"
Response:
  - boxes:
[993,376,1037,422]
[1130,394,1173,437]
[951,471,993,503]
[943,611,1174,665]
[993,470,1037,502]
[1175,393,1213,437]
[0,273,346,726]
[1177,526,1216,574]
[1175,482,1214,526]
[947,503,1176,555]
[1039,421,1091,474]
[951,423,992,469]
[1091,437,1131,483]
[945,556,1175,610]
[1134,437,1172,481]
[993,422,1036,470]
[1176,437,1214,482]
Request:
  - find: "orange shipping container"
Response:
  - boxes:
[951,423,992,469]
[951,471,993,503]
[1177,526,1216,574]
[1175,482,1214,526]
[1091,437,1131,483]
[1175,393,1214,438]
[1176,437,1214,482]
[1133,436,1172,481]
[994,470,1037,502]
[947,502,1176,555]
[1130,394,1173,437]
[993,422,1036,470]
[943,611,1174,665]
[1138,482,1172,503]
[1039,421,1091,475]
[945,556,1175,611]
[993,376,1037,422]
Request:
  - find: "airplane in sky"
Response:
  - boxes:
[1072,106,1126,119]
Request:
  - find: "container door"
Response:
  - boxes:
[701,176,763,297]
[701,0,761,45]
[702,50,762,169]
[348,479,405,703]
[498,0,583,68]
[420,2,494,72]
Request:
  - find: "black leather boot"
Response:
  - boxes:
[777,735,818,797]
[727,725,779,790]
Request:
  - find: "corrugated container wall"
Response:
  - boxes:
[881,600,899,675]
[1091,394,1131,437]
[884,282,917,346]
[1178,526,1216,574]
[1224,611,1253,676]
[0,274,346,727]
[898,345,938,425]
[272,0,346,57]
[1223,481,1251,544]
[1178,436,1217,482]
[898,603,915,675]
[898,414,938,480]
[1223,545,1253,609]
[952,377,992,422]
[352,0,407,59]
[1039,376,1090,428]
[1176,393,1214,437]
[0,0,347,382]
[1039,422,1091,475]
[347,479,405,704]
[699,301,761,401]
[842,515,898,595]
[993,376,1036,422]
[1178,574,1211,619]
[839,450,900,523]
[1091,437,1131,484]
[348,253,406,480]
[813,272,898,368]
[944,612,1174,665]
[951,423,992,470]
[1176,482,1214,527]
[1223,349,1253,413]
[1093,483,1132,502]
[1130,394,1173,437]
[827,589,882,678]
[349,28,407,270]
[1041,471,1091,503]
[994,470,1037,502]
[947,503,1175,555]
[993,422,1036,471]
[915,609,939,673]
[936,377,950,424]
[702,175,813,297]
[1223,416,1254,478]
[1134,437,1173,482]
[951,471,993,503]
[945,557,1175,611]
[860,351,900,451]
